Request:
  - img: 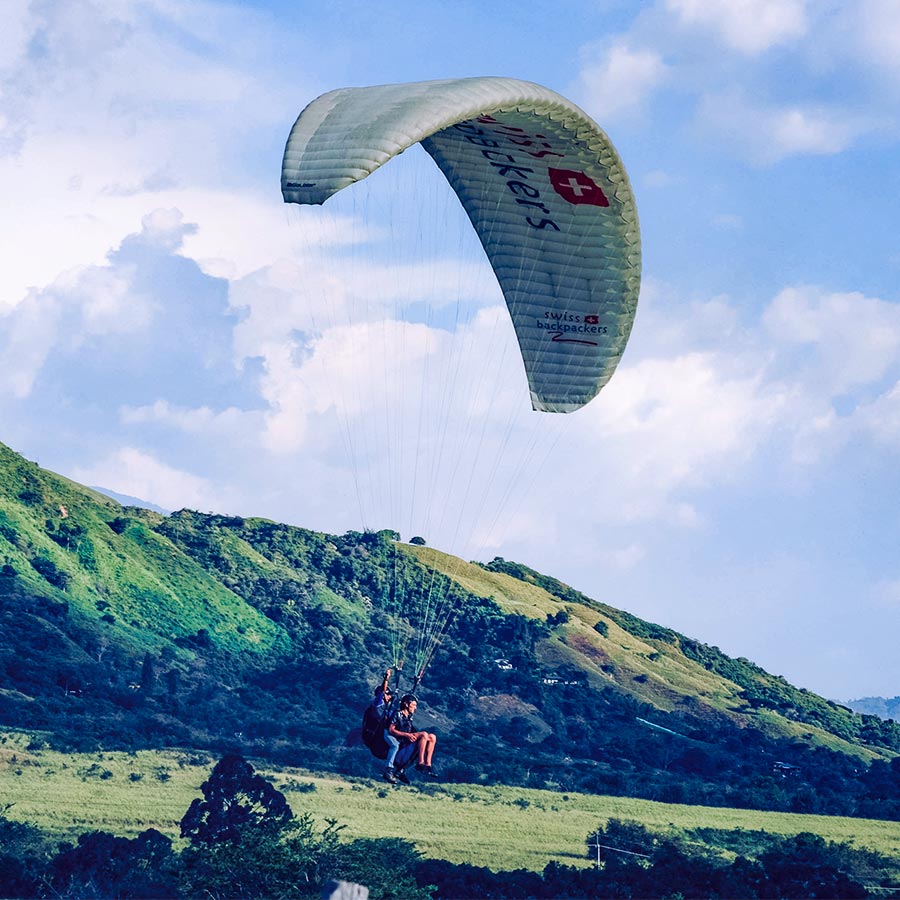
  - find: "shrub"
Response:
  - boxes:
[29,556,70,590]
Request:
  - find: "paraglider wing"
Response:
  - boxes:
[282,76,641,412]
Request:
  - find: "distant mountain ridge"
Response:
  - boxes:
[2,438,900,819]
[847,697,900,721]
[90,486,170,515]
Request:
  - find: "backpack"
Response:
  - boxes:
[361,702,390,759]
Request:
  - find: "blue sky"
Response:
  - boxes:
[2,0,900,700]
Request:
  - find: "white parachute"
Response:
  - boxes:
[282,76,641,413]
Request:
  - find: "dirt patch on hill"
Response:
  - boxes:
[470,693,551,743]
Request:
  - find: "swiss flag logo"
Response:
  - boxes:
[548,168,609,207]
[584,314,600,325]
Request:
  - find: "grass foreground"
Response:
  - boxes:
[4,731,900,873]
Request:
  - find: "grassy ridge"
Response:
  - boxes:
[409,547,888,763]
[0,443,281,657]
[4,731,900,873]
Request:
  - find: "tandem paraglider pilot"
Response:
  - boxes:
[389,693,438,779]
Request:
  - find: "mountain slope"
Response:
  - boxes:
[409,547,893,762]
[0,443,282,659]
[847,697,900,721]
[2,439,900,819]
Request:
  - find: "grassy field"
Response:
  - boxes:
[4,731,900,873]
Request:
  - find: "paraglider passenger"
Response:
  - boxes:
[389,694,438,779]
[374,671,401,784]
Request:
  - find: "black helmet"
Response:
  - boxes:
[400,693,418,706]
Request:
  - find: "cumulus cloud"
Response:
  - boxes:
[665,0,808,54]
[854,0,900,75]
[577,41,669,120]
[0,0,31,71]
[580,351,783,503]
[852,381,900,448]
[0,231,155,398]
[696,90,862,163]
[598,542,647,571]
[120,400,259,437]
[500,280,900,541]
[0,0,308,311]
[0,208,260,464]
[764,286,900,394]
[72,447,232,513]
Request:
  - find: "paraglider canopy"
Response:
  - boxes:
[282,76,641,413]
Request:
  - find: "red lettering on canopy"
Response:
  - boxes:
[548,168,609,207]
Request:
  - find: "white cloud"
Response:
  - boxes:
[764,286,900,394]
[0,0,307,311]
[599,542,647,571]
[0,0,31,70]
[72,447,233,512]
[578,42,668,120]
[0,210,197,398]
[120,400,258,437]
[855,0,900,75]
[666,0,807,54]
[590,352,781,491]
[697,90,862,163]
[629,283,744,358]
[769,107,855,157]
[852,380,900,447]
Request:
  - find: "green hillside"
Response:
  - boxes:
[410,547,889,761]
[2,439,900,821]
[0,442,281,656]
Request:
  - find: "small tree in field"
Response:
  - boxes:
[180,754,293,845]
[179,754,343,899]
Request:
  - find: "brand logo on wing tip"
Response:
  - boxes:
[548,168,609,207]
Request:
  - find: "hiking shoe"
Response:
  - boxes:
[395,769,411,785]
[425,767,439,779]
[415,763,428,773]
[382,768,398,784]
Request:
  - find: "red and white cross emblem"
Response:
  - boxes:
[548,168,609,207]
